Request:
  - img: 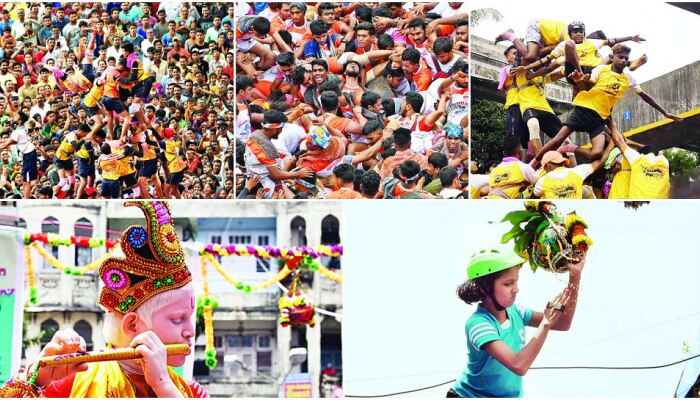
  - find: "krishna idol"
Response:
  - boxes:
[1,201,208,398]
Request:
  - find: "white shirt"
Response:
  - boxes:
[272,123,307,157]
[10,126,34,154]
[433,3,469,18]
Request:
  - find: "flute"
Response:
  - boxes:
[37,344,191,368]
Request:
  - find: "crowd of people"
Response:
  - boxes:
[0,2,234,199]
[235,2,472,199]
[472,18,684,199]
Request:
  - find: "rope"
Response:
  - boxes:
[345,354,700,398]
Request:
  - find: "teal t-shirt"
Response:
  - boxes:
[453,304,533,397]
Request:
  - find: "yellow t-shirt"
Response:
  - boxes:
[99,158,120,180]
[538,19,570,47]
[164,140,186,173]
[517,73,554,114]
[83,83,104,108]
[540,167,584,199]
[56,132,77,161]
[552,39,605,67]
[608,155,631,199]
[488,162,526,199]
[503,71,518,109]
[573,64,642,120]
[629,154,670,199]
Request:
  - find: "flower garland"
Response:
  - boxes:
[25,245,36,305]
[201,253,295,293]
[24,233,119,249]
[199,256,217,370]
[30,241,121,275]
[200,244,343,260]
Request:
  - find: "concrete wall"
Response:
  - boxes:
[612,60,700,132]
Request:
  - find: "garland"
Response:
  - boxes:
[200,244,343,260]
[30,241,121,276]
[24,233,119,249]
[25,246,36,305]
[202,253,294,293]
[199,256,217,369]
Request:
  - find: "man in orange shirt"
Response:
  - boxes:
[327,163,363,199]
[378,127,429,181]
[319,91,364,138]
[400,48,433,92]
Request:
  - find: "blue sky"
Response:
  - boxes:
[344,201,700,397]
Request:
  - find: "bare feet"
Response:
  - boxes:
[495,28,515,44]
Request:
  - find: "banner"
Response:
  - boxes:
[284,372,313,398]
[0,229,23,384]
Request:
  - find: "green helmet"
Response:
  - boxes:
[467,247,525,279]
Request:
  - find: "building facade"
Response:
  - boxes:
[1,201,343,398]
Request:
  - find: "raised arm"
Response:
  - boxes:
[637,91,684,123]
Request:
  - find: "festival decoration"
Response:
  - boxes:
[23,233,119,249]
[24,246,36,305]
[201,244,343,260]
[501,201,592,272]
[30,241,120,276]
[199,256,217,369]
[279,272,316,328]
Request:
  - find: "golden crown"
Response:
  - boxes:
[98,201,191,317]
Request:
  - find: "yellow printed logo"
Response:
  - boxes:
[493,172,511,184]
[551,184,577,199]
[642,165,665,180]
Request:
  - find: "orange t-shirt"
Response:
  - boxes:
[327,187,363,199]
[413,61,433,91]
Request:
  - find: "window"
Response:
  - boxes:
[41,217,59,270]
[211,235,222,244]
[74,218,93,267]
[257,235,270,246]
[39,319,59,348]
[258,335,271,348]
[73,320,93,351]
[214,336,223,348]
[321,215,340,245]
[228,335,254,348]
[257,351,272,372]
[256,259,270,273]
[229,235,252,244]
[290,217,307,247]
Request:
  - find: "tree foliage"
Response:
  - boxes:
[663,148,700,177]
[471,99,506,172]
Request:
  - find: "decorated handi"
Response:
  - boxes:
[501,201,592,272]
[279,272,316,328]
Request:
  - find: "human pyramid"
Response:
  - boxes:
[235,2,472,199]
[472,18,684,200]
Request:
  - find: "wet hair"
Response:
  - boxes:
[320,91,339,112]
[354,5,373,23]
[393,127,412,148]
[290,65,308,85]
[372,7,392,19]
[361,170,380,196]
[404,92,424,113]
[251,17,270,35]
[433,38,453,55]
[361,91,381,109]
[439,166,459,187]
[354,22,376,36]
[310,20,328,36]
[262,109,288,125]
[277,30,293,46]
[407,18,426,31]
[399,160,420,182]
[377,33,394,50]
[362,119,382,136]
[503,135,521,157]
[317,2,334,15]
[235,75,254,93]
[277,52,295,67]
[401,48,420,65]
[455,18,469,29]
[310,59,329,71]
[428,152,448,169]
[333,163,355,183]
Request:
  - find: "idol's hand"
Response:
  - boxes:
[34,329,89,387]
[130,331,180,397]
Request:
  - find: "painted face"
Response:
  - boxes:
[135,285,196,367]
[492,266,520,308]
